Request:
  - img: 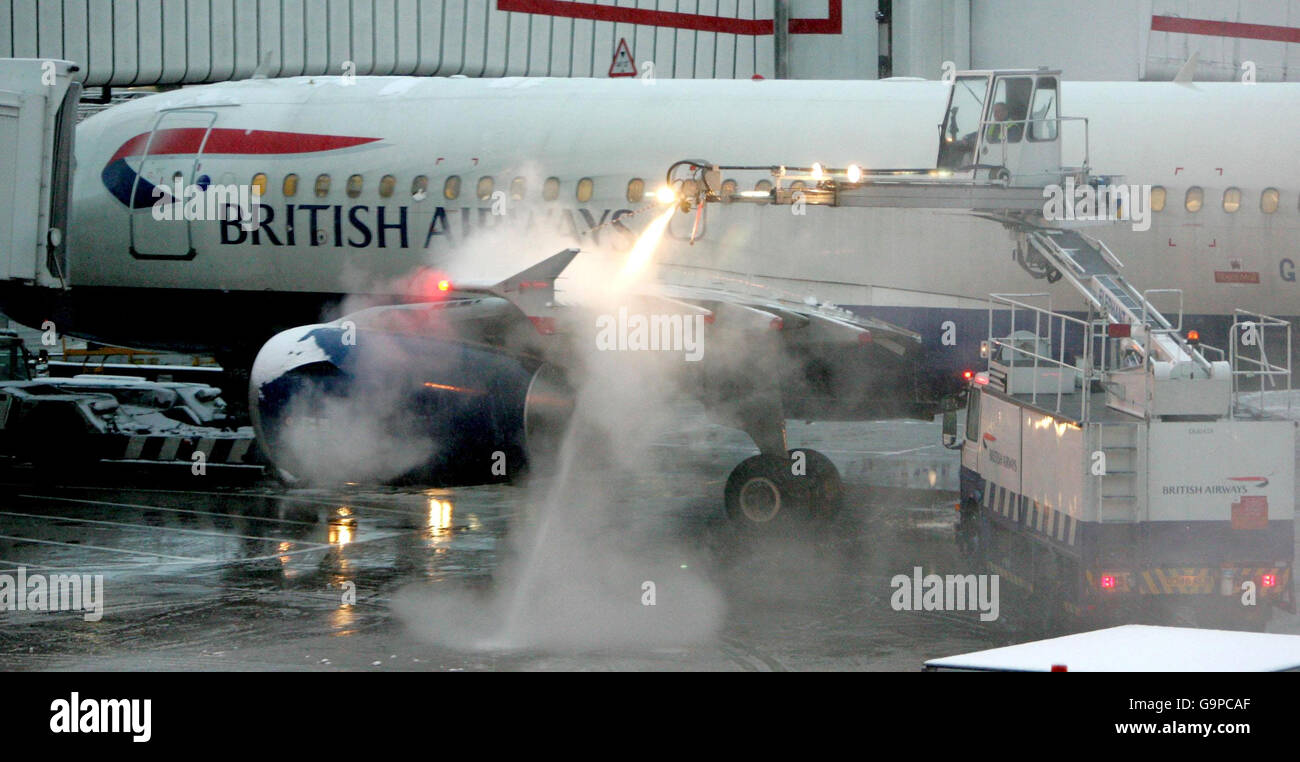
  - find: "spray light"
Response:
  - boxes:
[616,206,676,286]
[847,164,863,183]
[655,186,677,204]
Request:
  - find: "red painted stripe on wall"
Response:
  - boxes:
[1152,15,1300,44]
[498,0,842,36]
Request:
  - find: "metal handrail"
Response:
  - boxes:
[972,115,1090,177]
[987,293,1093,418]
[1229,309,1293,416]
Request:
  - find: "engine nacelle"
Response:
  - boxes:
[250,320,572,485]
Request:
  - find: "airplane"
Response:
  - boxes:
[1,65,1297,523]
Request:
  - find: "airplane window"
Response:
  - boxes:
[283,173,299,198]
[251,173,268,197]
[755,179,773,192]
[1150,186,1165,212]
[1261,188,1279,214]
[379,175,395,199]
[315,174,331,198]
[346,174,363,199]
[543,177,560,201]
[721,179,738,201]
[444,176,461,200]
[1185,186,1203,213]
[511,177,525,201]
[1222,188,1241,213]
[789,180,806,191]
[577,178,594,203]
[627,178,645,203]
[411,175,428,200]
[477,176,494,201]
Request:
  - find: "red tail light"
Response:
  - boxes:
[1262,573,1277,588]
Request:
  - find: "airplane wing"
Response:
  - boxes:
[249,248,938,522]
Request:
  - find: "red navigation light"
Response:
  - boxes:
[962,369,973,380]
[1262,573,1277,588]
[437,279,451,292]
[1107,324,1132,338]
[1100,574,1116,590]
[1187,329,1200,342]
[1050,664,1068,672]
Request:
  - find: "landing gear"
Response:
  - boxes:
[725,455,799,524]
[706,383,842,528]
[723,448,843,527]
[792,447,844,520]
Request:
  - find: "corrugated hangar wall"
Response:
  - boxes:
[6,1,1299,86]
[0,0,877,86]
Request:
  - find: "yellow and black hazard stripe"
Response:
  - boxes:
[981,481,1079,547]
[116,435,255,464]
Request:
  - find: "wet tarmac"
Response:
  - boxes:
[0,413,1296,671]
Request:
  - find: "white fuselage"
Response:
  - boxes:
[65,75,1300,354]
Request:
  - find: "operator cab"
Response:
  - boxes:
[937,69,1065,186]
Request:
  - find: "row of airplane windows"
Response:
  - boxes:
[251,172,617,203]
[241,172,1296,214]
[1154,186,1289,214]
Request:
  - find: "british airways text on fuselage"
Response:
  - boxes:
[215,203,640,249]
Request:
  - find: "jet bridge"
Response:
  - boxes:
[0,59,80,291]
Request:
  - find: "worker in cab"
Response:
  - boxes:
[984,102,1024,144]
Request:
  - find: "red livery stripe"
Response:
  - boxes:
[110,128,379,163]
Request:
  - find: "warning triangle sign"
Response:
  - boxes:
[609,37,637,77]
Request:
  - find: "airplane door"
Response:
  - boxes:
[129,109,217,260]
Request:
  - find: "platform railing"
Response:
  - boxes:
[987,293,1094,419]
[1229,310,1293,417]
